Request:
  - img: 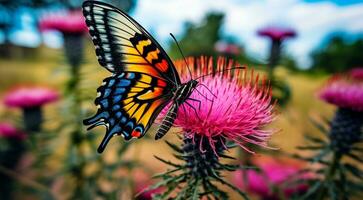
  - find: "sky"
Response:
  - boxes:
[131,0,363,69]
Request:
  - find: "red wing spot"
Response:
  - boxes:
[155,59,168,72]
[157,80,167,87]
[132,130,141,138]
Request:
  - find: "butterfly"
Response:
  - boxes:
[82,0,201,153]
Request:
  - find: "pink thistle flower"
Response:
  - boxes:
[38,10,88,34]
[166,57,276,154]
[233,156,311,199]
[0,123,26,140]
[349,67,363,81]
[4,86,59,108]
[319,76,363,111]
[257,26,296,41]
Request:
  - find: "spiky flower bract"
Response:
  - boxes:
[151,57,276,200]
[295,70,363,199]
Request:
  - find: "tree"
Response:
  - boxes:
[311,36,363,73]
[168,12,224,58]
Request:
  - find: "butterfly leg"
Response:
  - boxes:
[195,88,214,102]
[184,101,202,121]
[198,83,217,98]
[187,97,201,110]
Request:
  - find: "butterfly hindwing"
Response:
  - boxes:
[84,73,173,153]
[82,0,181,86]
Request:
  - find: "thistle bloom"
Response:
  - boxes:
[319,80,363,112]
[0,123,26,140]
[233,157,310,200]
[3,86,58,132]
[319,72,363,154]
[170,57,276,153]
[39,10,88,34]
[257,26,296,41]
[349,67,363,81]
[39,10,87,69]
[4,87,59,108]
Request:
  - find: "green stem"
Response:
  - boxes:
[317,153,342,200]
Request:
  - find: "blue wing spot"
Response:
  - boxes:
[126,122,134,129]
[114,88,125,95]
[121,117,127,123]
[118,79,131,87]
[109,118,115,125]
[117,73,125,78]
[112,105,120,111]
[104,89,111,98]
[108,79,115,87]
[100,99,108,107]
[127,73,135,79]
[113,95,122,103]
[116,112,122,118]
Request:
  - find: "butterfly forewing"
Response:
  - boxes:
[82,1,181,152]
[82,1,181,85]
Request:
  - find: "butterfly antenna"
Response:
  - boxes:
[194,66,246,80]
[170,33,192,80]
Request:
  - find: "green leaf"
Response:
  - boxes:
[343,163,363,180]
[192,179,201,200]
[154,155,181,167]
[347,153,363,163]
[301,181,322,199]
[165,141,183,153]
[212,175,249,200]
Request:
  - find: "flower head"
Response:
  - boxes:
[257,26,296,41]
[349,67,363,80]
[39,10,88,34]
[0,123,26,140]
[4,86,59,108]
[167,57,276,153]
[319,74,363,111]
[233,156,310,199]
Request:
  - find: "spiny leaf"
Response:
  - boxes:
[192,179,201,200]
[212,175,249,200]
[152,167,185,179]
[154,155,181,167]
[301,181,322,199]
[304,134,326,144]
[165,141,183,153]
[309,118,329,136]
[343,163,363,180]
[347,153,363,163]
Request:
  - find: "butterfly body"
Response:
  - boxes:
[82,1,200,153]
[155,80,198,140]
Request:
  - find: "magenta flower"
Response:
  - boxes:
[3,86,58,132]
[257,26,296,41]
[319,76,363,112]
[0,123,26,140]
[349,67,363,81]
[167,57,276,153]
[215,41,241,55]
[39,10,88,34]
[233,157,310,199]
[4,86,59,108]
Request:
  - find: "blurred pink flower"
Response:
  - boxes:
[39,10,88,34]
[4,86,59,108]
[349,67,363,80]
[0,123,26,140]
[233,157,310,199]
[215,41,241,55]
[319,76,363,111]
[167,57,276,153]
[133,170,163,200]
[257,26,296,41]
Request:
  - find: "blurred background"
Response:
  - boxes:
[0,0,362,199]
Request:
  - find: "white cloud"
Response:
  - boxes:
[132,0,363,68]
